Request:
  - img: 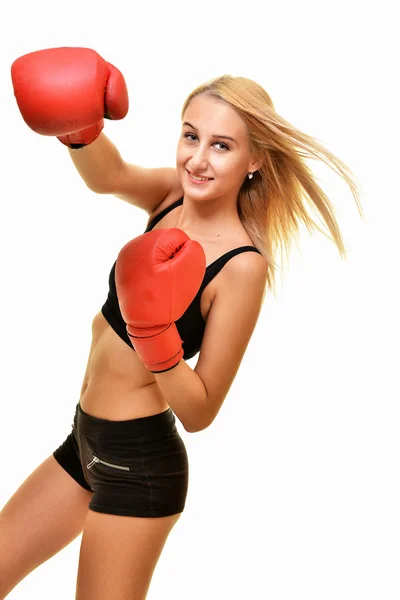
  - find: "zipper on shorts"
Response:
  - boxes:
[87,455,130,471]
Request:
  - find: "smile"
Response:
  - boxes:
[186,169,213,183]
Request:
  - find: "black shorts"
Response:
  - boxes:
[53,403,189,518]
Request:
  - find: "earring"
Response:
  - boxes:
[248,172,253,180]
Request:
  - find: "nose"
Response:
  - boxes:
[188,144,208,171]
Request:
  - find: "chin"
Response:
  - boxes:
[182,185,217,201]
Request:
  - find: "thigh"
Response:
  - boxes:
[74,405,188,598]
[0,455,93,598]
[76,509,182,600]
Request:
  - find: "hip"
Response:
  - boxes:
[54,402,190,517]
[73,402,189,493]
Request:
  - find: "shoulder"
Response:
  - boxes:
[212,248,268,331]
[216,248,268,295]
[227,247,267,272]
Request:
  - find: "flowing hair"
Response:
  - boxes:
[181,75,364,294]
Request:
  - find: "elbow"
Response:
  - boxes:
[185,424,202,434]
[185,392,220,433]
[184,422,200,434]
[184,416,212,434]
[85,180,114,195]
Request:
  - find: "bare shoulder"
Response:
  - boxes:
[225,246,267,273]
[216,248,268,297]
[211,248,268,321]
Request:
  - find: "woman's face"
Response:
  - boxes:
[176,94,254,203]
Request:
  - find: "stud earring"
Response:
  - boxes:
[248,172,253,180]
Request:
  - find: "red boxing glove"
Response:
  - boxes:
[115,228,206,373]
[11,47,129,148]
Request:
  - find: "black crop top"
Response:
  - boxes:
[101,197,261,360]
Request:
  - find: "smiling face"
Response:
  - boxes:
[176,94,257,204]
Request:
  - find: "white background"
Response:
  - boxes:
[1,1,399,598]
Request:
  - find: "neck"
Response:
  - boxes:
[176,194,241,240]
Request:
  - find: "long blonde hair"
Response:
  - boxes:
[181,75,364,294]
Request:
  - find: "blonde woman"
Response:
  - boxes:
[2,47,363,599]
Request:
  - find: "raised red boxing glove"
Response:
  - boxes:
[115,228,206,373]
[11,47,129,148]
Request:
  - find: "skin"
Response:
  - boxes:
[0,94,266,599]
[175,94,261,236]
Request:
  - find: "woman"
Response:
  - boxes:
[2,47,363,599]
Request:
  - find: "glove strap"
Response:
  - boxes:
[127,323,184,373]
[57,121,104,149]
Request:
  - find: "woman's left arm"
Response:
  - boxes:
[154,252,268,433]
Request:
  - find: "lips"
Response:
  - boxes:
[186,169,214,182]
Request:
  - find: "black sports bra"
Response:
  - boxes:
[101,197,261,360]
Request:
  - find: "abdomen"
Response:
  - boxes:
[79,312,169,420]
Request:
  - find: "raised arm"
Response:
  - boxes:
[11,46,181,215]
[68,134,182,214]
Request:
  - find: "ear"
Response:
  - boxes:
[248,153,263,174]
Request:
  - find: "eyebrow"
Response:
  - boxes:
[182,121,238,144]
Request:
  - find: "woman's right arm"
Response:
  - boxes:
[11,47,181,216]
[69,132,182,215]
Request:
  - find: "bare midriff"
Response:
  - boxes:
[78,311,169,421]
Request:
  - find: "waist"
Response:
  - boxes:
[80,312,169,420]
[76,402,176,438]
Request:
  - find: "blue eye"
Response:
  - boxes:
[183,132,197,141]
[214,141,229,151]
[182,132,230,151]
